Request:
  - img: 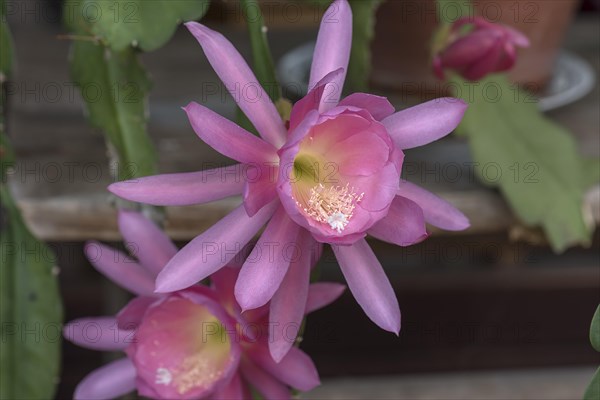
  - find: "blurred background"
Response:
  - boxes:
[3,0,599,398]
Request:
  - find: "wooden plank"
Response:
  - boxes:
[304,367,596,400]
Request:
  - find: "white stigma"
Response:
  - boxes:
[298,183,364,233]
[155,367,172,385]
[327,212,349,233]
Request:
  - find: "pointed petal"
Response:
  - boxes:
[309,0,352,107]
[118,210,178,277]
[268,230,312,362]
[368,196,428,246]
[184,102,277,164]
[398,180,470,231]
[64,317,132,351]
[155,201,278,293]
[290,68,345,132]
[185,22,286,147]
[116,296,157,330]
[84,242,154,296]
[108,166,245,206]
[240,359,291,400]
[382,98,467,150]
[247,342,320,391]
[503,25,530,47]
[235,207,301,310]
[74,358,136,400]
[339,93,395,120]
[243,164,278,217]
[305,283,346,314]
[332,239,400,333]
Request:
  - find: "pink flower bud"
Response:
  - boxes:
[433,17,530,81]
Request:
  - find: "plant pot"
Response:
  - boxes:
[370,0,580,93]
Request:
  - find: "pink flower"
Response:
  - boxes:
[433,16,530,81]
[64,211,344,399]
[109,0,469,340]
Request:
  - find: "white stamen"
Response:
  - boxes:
[155,368,172,385]
[297,183,364,233]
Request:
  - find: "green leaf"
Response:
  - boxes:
[0,133,14,182]
[452,75,594,252]
[591,305,600,352]
[583,158,600,189]
[72,0,210,51]
[240,0,281,102]
[0,185,63,399]
[70,41,156,179]
[345,0,382,92]
[584,367,600,400]
[0,7,13,78]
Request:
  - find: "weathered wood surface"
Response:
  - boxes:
[5,14,599,241]
[304,366,595,400]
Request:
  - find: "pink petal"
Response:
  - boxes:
[235,207,301,310]
[439,30,499,69]
[64,317,132,351]
[501,24,530,47]
[108,167,245,206]
[382,98,467,150]
[305,283,346,314]
[332,239,400,333]
[209,267,247,326]
[398,180,470,231]
[135,378,161,399]
[155,202,278,293]
[74,358,136,400]
[268,229,312,362]
[84,242,155,296]
[243,164,279,217]
[128,295,241,399]
[185,22,286,147]
[339,93,395,120]
[247,342,320,391]
[346,160,400,212]
[463,39,503,81]
[496,42,517,71]
[118,210,178,277]
[240,359,291,400]
[433,55,445,80]
[289,68,344,132]
[309,0,352,108]
[184,102,277,164]
[368,196,428,246]
[332,128,390,176]
[210,266,239,303]
[212,373,246,400]
[116,296,157,330]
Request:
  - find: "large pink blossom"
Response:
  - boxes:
[433,16,530,81]
[109,0,469,340]
[64,211,344,399]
